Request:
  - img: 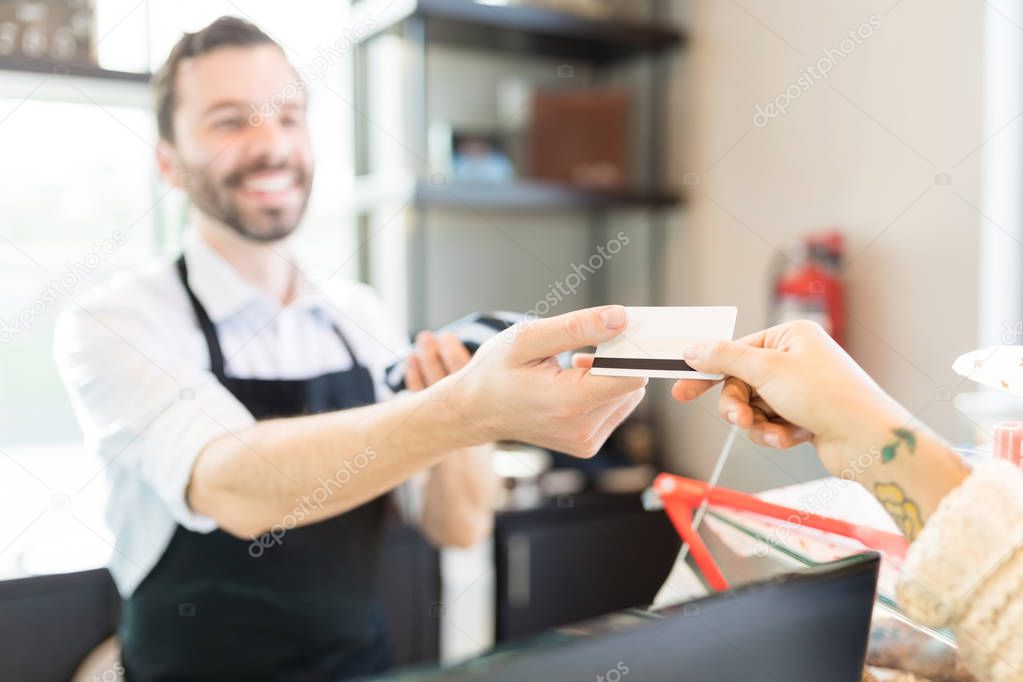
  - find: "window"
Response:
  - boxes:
[0,0,358,579]
[0,75,161,578]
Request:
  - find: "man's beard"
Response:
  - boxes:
[184,159,313,243]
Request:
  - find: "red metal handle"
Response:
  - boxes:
[661,500,730,592]
[654,473,907,560]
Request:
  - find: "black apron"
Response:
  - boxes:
[120,255,391,681]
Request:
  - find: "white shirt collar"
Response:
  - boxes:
[182,229,328,324]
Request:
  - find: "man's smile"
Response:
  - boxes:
[235,168,304,208]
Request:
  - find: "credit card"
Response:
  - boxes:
[590,306,738,379]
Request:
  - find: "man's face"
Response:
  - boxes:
[162,44,313,242]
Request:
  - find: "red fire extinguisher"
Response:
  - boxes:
[770,230,846,347]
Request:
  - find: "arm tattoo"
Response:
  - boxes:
[874,481,923,540]
[881,427,917,463]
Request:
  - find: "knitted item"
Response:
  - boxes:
[896,460,1023,681]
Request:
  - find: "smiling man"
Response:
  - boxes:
[156,23,313,244]
[54,16,646,682]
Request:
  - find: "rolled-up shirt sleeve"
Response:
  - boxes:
[55,292,254,533]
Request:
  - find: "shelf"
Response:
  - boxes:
[350,0,683,63]
[0,56,150,83]
[413,179,681,211]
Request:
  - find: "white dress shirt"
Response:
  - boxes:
[54,231,415,596]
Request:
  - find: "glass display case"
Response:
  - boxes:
[696,496,976,681]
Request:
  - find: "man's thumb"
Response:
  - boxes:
[683,339,771,386]
[507,305,628,363]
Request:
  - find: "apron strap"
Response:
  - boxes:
[176,253,368,378]
[327,319,366,370]
[175,255,227,379]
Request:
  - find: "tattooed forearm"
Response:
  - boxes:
[874,481,924,540]
[880,428,917,463]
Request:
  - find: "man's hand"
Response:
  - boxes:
[405,330,472,391]
[669,320,907,476]
[448,305,648,458]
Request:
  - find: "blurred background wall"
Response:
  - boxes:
[666,0,991,490]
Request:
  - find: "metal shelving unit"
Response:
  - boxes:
[412,178,681,210]
[0,55,150,83]
[350,0,683,62]
[348,0,685,331]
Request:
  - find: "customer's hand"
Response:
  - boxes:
[405,330,472,390]
[670,320,908,476]
[449,305,647,458]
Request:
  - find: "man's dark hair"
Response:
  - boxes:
[153,16,279,143]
